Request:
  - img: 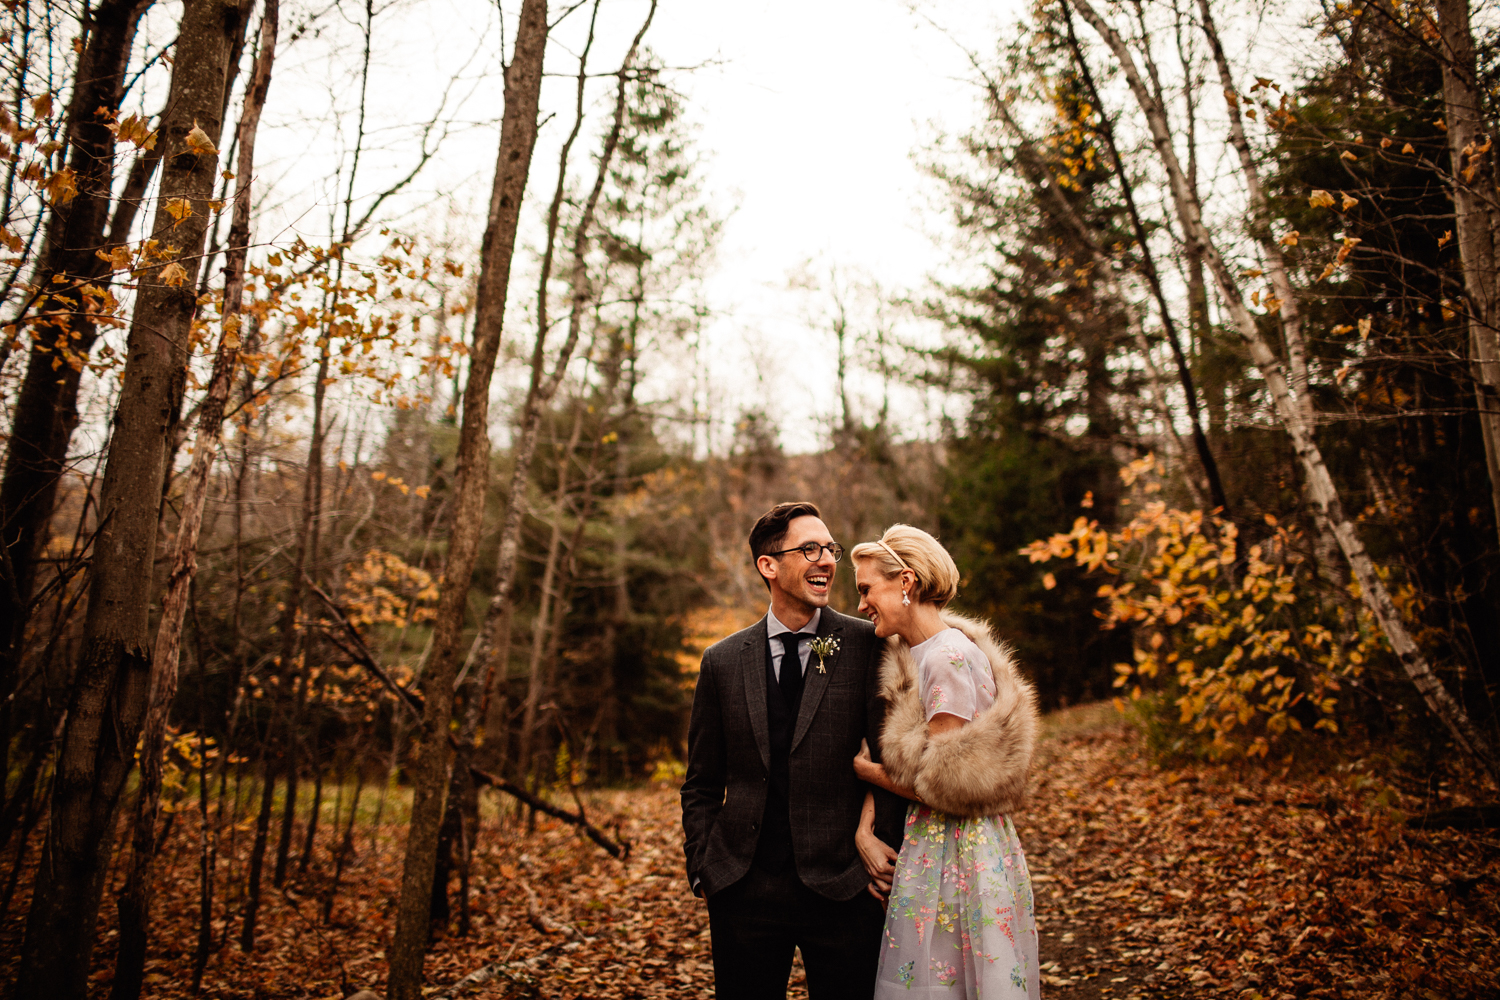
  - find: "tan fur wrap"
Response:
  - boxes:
[878,611,1038,818]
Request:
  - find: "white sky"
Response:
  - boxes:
[224,0,1027,453]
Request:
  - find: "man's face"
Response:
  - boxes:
[759,515,837,613]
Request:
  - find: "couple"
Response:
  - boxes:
[681,502,1041,999]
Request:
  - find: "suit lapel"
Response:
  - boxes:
[791,610,844,751]
[742,619,770,771]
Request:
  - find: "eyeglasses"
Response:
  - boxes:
[767,541,845,563]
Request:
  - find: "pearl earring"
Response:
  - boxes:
[902,590,910,607]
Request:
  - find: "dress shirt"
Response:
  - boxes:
[765,606,821,681]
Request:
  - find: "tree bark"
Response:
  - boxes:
[384,3,551,995]
[14,3,253,996]
[1070,0,1499,782]
[108,3,278,995]
[0,0,152,783]
[1436,0,1500,548]
[459,1,656,691]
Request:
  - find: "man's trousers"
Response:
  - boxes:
[706,863,885,1000]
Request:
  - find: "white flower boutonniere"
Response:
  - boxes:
[808,636,840,674]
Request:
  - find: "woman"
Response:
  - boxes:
[851,524,1040,999]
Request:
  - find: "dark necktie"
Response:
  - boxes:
[778,633,804,708]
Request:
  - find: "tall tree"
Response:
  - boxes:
[385,1,551,994]
[109,1,279,995]
[0,0,153,810]
[15,1,254,996]
[1435,0,1500,547]
[1068,0,1498,781]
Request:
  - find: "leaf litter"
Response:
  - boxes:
[2,708,1494,999]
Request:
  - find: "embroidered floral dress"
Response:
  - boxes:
[874,628,1040,999]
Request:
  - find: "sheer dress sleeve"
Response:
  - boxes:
[920,637,983,722]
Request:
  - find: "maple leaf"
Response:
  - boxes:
[1401,142,1415,154]
[1308,190,1335,209]
[1341,192,1359,210]
[164,197,193,227]
[184,122,218,157]
[158,261,189,287]
[41,166,78,206]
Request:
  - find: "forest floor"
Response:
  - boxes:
[3,704,1498,999]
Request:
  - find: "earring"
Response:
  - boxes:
[902,590,910,607]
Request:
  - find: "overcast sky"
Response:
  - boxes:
[120,0,1028,454]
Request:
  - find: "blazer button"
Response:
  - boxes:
[751,823,758,831]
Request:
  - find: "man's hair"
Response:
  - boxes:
[749,501,823,585]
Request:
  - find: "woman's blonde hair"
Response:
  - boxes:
[850,524,960,608]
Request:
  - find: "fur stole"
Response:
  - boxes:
[879,611,1038,818]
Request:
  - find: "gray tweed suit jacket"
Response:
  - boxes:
[680,606,903,901]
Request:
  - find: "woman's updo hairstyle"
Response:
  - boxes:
[851,524,960,608]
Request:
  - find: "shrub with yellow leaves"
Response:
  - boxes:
[1022,454,1392,758]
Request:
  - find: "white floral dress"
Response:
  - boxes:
[874,628,1040,1000]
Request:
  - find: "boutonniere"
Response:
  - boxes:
[808,636,840,674]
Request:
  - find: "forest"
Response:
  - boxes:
[0,0,1496,997]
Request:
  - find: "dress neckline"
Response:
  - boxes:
[909,626,962,661]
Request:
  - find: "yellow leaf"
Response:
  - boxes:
[1437,230,1453,248]
[1358,316,1373,340]
[1308,189,1335,209]
[1401,142,1415,154]
[1241,268,1263,278]
[164,197,193,227]
[1331,324,1354,336]
[1340,149,1358,161]
[1380,137,1392,149]
[1341,192,1358,210]
[1316,263,1337,282]
[1336,236,1362,262]
[158,261,188,287]
[184,122,218,157]
[1042,572,1056,590]
[1280,230,1300,246]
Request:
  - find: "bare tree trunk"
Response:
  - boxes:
[385,3,551,995]
[240,751,276,951]
[1057,2,1228,513]
[0,0,152,787]
[1436,0,1500,547]
[14,3,253,995]
[460,1,656,690]
[1070,0,1500,782]
[108,5,278,994]
[518,403,588,783]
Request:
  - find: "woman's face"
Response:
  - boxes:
[855,559,912,639]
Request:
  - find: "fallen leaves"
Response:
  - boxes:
[2,713,1492,1000]
[1016,708,1499,999]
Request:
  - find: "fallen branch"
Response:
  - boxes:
[429,943,544,1000]
[467,765,629,859]
[516,875,581,938]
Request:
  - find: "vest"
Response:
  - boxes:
[754,640,801,872]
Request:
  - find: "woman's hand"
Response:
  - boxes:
[856,791,897,905]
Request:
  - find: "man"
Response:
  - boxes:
[681,501,904,999]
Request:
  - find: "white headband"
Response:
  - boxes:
[876,539,911,573]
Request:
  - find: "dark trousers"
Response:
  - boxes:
[706,863,885,1000]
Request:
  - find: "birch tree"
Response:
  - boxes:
[1067,0,1498,781]
[1435,0,1500,548]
